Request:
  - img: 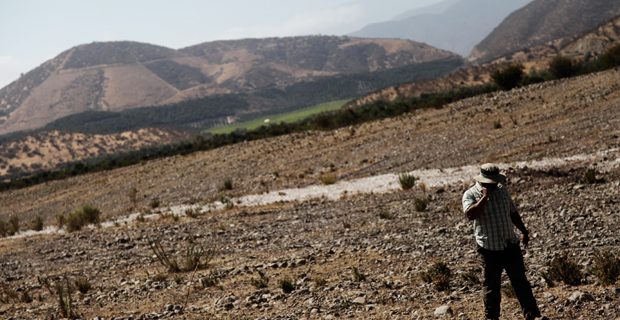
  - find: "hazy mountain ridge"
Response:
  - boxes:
[349,0,531,56]
[348,14,620,109]
[0,36,458,135]
[470,0,620,63]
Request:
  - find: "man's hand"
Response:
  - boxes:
[522,232,530,249]
[481,187,488,200]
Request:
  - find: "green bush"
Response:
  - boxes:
[492,64,524,91]
[65,205,101,232]
[598,44,620,69]
[549,55,580,79]
[421,262,451,291]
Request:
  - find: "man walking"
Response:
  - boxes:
[462,164,546,320]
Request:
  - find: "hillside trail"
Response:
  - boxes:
[7,147,619,239]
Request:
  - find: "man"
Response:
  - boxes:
[462,164,546,320]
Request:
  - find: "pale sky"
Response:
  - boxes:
[0,0,444,88]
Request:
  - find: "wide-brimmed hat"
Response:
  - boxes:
[474,163,506,184]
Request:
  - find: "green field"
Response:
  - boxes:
[207,99,349,134]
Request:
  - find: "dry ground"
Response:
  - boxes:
[0,162,618,319]
[0,69,618,225]
[0,69,619,319]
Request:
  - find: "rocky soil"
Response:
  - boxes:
[0,69,619,319]
[0,69,618,225]
[0,162,618,319]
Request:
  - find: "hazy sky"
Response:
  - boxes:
[0,0,444,88]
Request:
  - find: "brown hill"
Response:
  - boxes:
[469,0,620,63]
[0,36,457,135]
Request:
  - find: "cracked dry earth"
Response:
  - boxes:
[0,161,619,319]
[0,69,620,319]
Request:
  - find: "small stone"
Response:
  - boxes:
[352,296,366,304]
[434,305,453,317]
[568,291,594,304]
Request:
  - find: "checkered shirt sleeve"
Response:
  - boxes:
[463,183,518,250]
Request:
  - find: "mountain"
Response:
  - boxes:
[0,36,459,135]
[348,15,620,109]
[349,0,532,56]
[470,0,620,63]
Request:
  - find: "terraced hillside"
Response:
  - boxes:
[0,68,618,319]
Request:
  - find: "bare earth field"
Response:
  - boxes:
[0,69,619,319]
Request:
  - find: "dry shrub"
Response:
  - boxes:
[546,253,583,286]
[150,239,213,273]
[319,173,338,185]
[421,262,451,291]
[591,250,620,285]
[398,172,417,190]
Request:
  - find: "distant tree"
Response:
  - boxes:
[598,44,620,70]
[491,64,524,90]
[549,55,579,79]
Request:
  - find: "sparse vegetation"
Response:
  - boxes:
[0,220,7,238]
[549,55,580,79]
[149,198,161,209]
[0,281,19,303]
[74,276,92,294]
[492,64,524,90]
[150,239,212,273]
[546,253,583,286]
[584,168,600,184]
[421,261,452,291]
[128,187,138,204]
[414,197,429,212]
[223,178,233,190]
[591,250,620,285]
[7,215,19,236]
[65,205,101,232]
[313,277,327,288]
[278,277,295,294]
[199,272,220,288]
[30,215,44,231]
[250,270,270,289]
[319,173,338,185]
[38,276,80,319]
[351,266,366,282]
[398,172,417,190]
[378,210,396,220]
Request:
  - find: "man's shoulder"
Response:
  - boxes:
[463,184,479,196]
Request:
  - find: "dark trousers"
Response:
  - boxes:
[478,243,541,319]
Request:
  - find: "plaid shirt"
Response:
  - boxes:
[462,182,518,251]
